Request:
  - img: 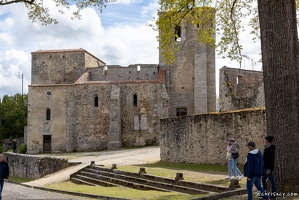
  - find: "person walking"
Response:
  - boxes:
[12,139,17,153]
[262,136,277,200]
[244,141,270,200]
[0,153,9,200]
[226,138,233,179]
[229,138,243,180]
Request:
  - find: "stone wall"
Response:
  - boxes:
[31,49,105,85]
[160,109,267,165]
[160,21,216,117]
[27,85,70,154]
[219,66,265,112]
[4,153,69,179]
[89,65,158,81]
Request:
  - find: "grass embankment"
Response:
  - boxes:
[44,161,246,200]
[9,176,33,183]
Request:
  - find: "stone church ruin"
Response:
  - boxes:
[26,17,216,154]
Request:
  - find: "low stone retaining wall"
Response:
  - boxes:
[4,153,69,179]
[160,108,267,165]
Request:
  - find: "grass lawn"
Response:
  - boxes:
[9,176,33,183]
[45,161,247,200]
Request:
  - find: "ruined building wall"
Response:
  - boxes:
[160,109,267,165]
[160,22,216,117]
[27,85,70,154]
[219,66,265,112]
[85,51,105,68]
[87,65,158,81]
[27,75,168,153]
[31,49,105,85]
[119,82,168,146]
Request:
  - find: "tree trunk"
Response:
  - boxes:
[258,0,299,192]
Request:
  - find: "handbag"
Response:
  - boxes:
[232,153,239,159]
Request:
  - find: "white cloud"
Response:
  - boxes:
[0,49,30,98]
[112,0,143,5]
[141,0,159,18]
[0,32,14,46]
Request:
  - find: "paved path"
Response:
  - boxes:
[24,146,160,187]
[3,182,86,200]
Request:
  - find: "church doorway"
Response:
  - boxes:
[43,135,52,153]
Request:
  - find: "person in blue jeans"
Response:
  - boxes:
[263,136,277,200]
[229,138,243,179]
[226,139,233,179]
[0,153,9,200]
[244,141,270,200]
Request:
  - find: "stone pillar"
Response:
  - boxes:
[107,85,122,150]
[229,179,241,189]
[193,43,208,114]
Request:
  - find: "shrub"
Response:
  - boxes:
[18,144,27,154]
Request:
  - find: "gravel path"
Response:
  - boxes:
[2,182,88,200]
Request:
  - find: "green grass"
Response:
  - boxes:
[9,176,33,183]
[46,181,208,200]
[45,162,247,200]
[116,161,236,187]
[135,161,228,173]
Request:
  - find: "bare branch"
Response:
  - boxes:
[0,0,35,6]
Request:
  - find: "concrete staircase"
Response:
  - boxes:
[70,164,232,195]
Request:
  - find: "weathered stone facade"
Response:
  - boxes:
[4,153,69,179]
[27,20,216,154]
[219,66,265,111]
[160,22,216,117]
[27,59,168,153]
[160,109,267,165]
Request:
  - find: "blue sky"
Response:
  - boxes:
[0,0,261,99]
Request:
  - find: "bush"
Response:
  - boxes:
[18,144,27,154]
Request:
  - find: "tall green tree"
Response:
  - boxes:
[156,0,299,192]
[0,94,28,141]
[0,0,115,25]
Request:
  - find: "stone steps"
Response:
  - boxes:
[70,164,232,195]
[81,169,204,194]
[75,172,171,192]
[90,165,230,193]
[70,177,96,186]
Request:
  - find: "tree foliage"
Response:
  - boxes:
[0,0,115,25]
[0,94,28,141]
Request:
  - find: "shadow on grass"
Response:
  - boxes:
[133,161,227,174]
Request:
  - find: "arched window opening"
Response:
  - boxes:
[175,25,181,41]
[46,108,51,120]
[133,94,138,106]
[94,96,99,107]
